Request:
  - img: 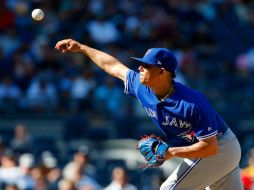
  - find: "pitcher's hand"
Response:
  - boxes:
[55,39,81,53]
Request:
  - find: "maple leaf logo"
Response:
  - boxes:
[177,128,195,142]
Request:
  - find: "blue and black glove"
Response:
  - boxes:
[137,135,169,169]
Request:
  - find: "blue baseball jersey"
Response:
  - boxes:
[124,70,227,147]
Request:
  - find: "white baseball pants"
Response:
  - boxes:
[160,128,244,190]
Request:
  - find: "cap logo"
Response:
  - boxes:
[157,60,162,65]
[145,49,152,56]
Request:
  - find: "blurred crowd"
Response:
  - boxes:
[0,0,254,189]
[0,0,254,118]
[0,123,166,190]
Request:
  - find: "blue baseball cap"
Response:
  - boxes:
[131,48,177,77]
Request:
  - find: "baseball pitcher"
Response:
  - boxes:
[55,39,244,190]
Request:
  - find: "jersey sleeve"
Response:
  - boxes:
[124,70,140,98]
[191,105,218,140]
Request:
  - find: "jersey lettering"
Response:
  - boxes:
[162,116,172,126]
[162,116,191,128]
[144,107,157,119]
[170,117,178,127]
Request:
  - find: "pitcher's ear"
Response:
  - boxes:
[160,68,166,74]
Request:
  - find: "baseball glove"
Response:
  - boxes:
[137,135,169,169]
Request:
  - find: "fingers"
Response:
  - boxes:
[55,39,72,51]
[55,40,68,50]
[55,40,63,49]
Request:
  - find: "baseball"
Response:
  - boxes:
[31,9,44,21]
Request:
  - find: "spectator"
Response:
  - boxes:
[63,162,101,190]
[30,166,49,190]
[0,76,21,100]
[69,69,96,111]
[40,151,61,190]
[75,168,101,190]
[70,70,95,100]
[86,15,119,44]
[104,167,137,190]
[63,145,97,179]
[0,149,21,185]
[0,28,21,56]
[26,79,58,111]
[40,151,58,176]
[10,124,33,153]
[16,153,36,190]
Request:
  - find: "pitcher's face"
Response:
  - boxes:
[138,64,163,86]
